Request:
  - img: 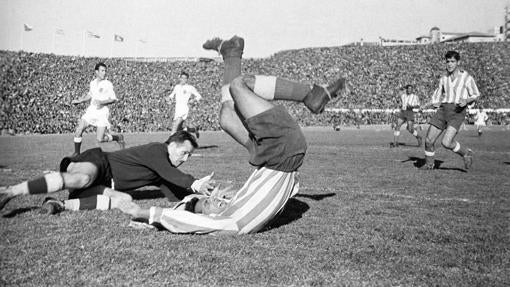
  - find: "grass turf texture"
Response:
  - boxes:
[0,127,509,286]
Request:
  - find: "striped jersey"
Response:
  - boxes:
[148,167,299,235]
[431,70,480,105]
[400,93,420,110]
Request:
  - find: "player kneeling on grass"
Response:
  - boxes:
[0,131,215,214]
[113,35,346,235]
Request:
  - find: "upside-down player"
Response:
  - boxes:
[391,84,422,147]
[116,35,346,234]
[421,50,479,170]
[72,62,125,156]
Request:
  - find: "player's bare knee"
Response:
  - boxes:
[424,138,434,149]
[219,108,235,131]
[65,173,93,188]
[441,138,454,149]
[241,74,256,90]
[229,76,245,96]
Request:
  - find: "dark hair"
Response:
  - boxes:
[445,51,460,61]
[95,62,107,71]
[405,84,413,89]
[180,71,189,78]
[164,130,198,148]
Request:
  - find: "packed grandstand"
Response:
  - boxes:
[1,42,509,134]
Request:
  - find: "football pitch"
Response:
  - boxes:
[0,127,509,286]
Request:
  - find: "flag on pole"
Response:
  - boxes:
[56,29,65,35]
[139,39,147,43]
[24,24,33,31]
[114,34,124,42]
[87,31,100,38]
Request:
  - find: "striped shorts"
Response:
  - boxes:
[149,167,299,235]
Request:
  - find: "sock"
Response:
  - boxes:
[105,134,113,142]
[64,195,111,211]
[74,137,82,154]
[452,142,467,157]
[424,150,435,165]
[223,57,242,85]
[274,77,312,102]
[18,172,65,195]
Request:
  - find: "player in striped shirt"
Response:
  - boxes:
[391,84,422,147]
[421,51,479,170]
[116,35,346,234]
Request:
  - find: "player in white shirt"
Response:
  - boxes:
[167,72,202,138]
[421,51,479,170]
[391,84,422,147]
[71,63,125,156]
[474,108,489,136]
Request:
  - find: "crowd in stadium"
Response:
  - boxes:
[1,41,509,134]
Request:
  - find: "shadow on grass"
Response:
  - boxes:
[261,198,309,232]
[504,162,510,165]
[197,145,219,150]
[402,156,467,172]
[389,142,420,148]
[2,206,39,218]
[295,193,336,201]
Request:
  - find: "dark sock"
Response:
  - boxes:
[27,173,64,194]
[74,142,81,154]
[274,78,311,101]
[223,57,242,85]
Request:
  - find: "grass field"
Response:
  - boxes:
[0,127,509,286]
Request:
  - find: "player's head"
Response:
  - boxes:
[193,196,228,215]
[179,71,189,84]
[165,131,198,167]
[94,62,107,80]
[405,84,413,94]
[444,51,460,74]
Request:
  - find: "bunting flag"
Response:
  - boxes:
[24,24,33,31]
[114,34,124,42]
[139,39,147,43]
[87,31,100,38]
[56,29,65,35]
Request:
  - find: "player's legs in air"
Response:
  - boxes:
[202,36,346,147]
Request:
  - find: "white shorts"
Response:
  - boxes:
[149,167,299,235]
[174,107,189,120]
[81,107,111,128]
[475,121,486,127]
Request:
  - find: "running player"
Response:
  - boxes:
[391,84,422,147]
[474,107,488,136]
[421,51,480,170]
[72,62,125,156]
[116,35,346,234]
[0,131,215,214]
[167,71,202,138]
